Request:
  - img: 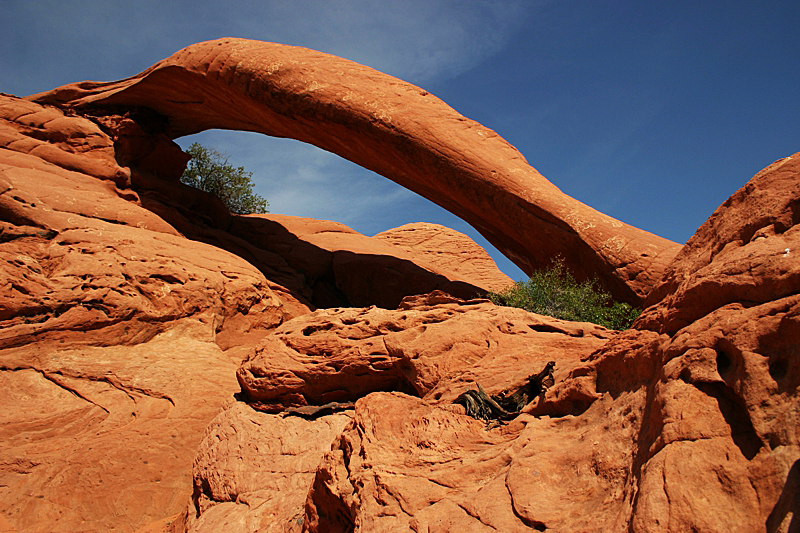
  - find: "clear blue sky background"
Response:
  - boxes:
[3,1,798,280]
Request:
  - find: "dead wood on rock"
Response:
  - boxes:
[455,361,556,423]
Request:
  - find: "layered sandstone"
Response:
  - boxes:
[181,154,800,533]
[187,294,614,532]
[149,143,800,530]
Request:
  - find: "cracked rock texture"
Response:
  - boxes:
[236,294,612,412]
[0,40,798,533]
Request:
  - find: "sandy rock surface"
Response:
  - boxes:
[237,294,611,411]
[639,152,800,334]
[374,222,514,293]
[187,403,352,533]
[183,153,800,532]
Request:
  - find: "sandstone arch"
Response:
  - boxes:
[31,38,680,305]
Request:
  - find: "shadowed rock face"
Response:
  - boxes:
[29,38,679,305]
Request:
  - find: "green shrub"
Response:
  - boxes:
[488,258,640,330]
[180,142,269,215]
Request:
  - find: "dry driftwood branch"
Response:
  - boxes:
[454,361,556,422]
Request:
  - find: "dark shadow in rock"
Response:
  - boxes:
[130,165,487,312]
[695,382,763,460]
[767,459,800,533]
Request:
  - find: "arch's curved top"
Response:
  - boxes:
[30,38,680,304]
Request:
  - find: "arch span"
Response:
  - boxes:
[31,38,679,305]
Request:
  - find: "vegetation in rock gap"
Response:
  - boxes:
[488,258,640,330]
[180,142,269,215]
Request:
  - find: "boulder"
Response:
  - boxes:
[236,293,612,412]
[374,222,513,293]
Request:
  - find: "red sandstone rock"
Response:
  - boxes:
[0,92,525,532]
[185,297,612,531]
[0,323,241,532]
[2,41,798,533]
[374,222,513,293]
[305,391,643,532]
[638,152,800,334]
[236,294,612,412]
[29,38,680,304]
[180,152,800,533]
[228,214,513,310]
[0,95,287,532]
[186,403,352,533]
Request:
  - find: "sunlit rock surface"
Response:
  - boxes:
[0,40,796,532]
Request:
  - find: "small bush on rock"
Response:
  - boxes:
[181,142,269,215]
[488,258,640,330]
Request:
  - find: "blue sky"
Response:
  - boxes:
[3,1,798,280]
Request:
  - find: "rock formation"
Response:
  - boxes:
[0,91,514,532]
[29,38,680,305]
[188,172,800,531]
[0,40,797,533]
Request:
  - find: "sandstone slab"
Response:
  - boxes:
[236,293,613,412]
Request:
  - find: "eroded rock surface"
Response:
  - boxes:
[0,92,516,532]
[1,41,797,533]
[0,94,284,533]
[186,296,614,532]
[188,403,352,533]
[180,154,800,533]
[30,38,680,304]
[236,293,611,412]
[639,153,800,334]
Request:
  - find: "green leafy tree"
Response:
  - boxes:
[488,257,640,330]
[180,142,269,215]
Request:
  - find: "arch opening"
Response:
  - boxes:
[30,38,681,305]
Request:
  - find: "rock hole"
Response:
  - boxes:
[769,358,788,381]
[528,323,567,334]
[715,347,732,377]
[302,323,334,336]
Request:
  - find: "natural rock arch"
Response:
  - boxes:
[31,38,680,305]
